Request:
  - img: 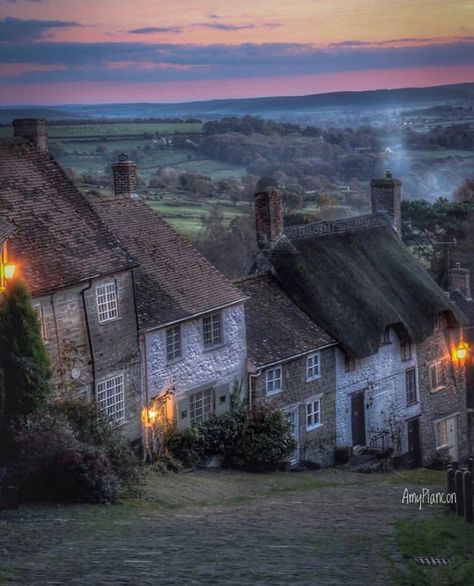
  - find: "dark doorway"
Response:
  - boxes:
[351,392,366,446]
[407,417,422,468]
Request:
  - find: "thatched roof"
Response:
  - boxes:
[0,217,15,242]
[269,219,466,359]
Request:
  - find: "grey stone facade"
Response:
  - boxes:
[33,270,142,440]
[251,347,337,467]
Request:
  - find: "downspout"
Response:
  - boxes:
[80,280,95,396]
[247,360,263,407]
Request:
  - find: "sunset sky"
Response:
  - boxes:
[0,0,473,104]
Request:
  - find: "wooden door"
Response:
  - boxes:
[407,417,421,469]
[351,392,366,446]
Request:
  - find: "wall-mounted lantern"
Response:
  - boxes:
[454,341,470,362]
[0,241,16,292]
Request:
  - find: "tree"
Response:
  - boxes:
[256,176,278,191]
[0,281,51,461]
[454,178,474,204]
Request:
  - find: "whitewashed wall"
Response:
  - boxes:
[335,326,420,451]
[146,303,247,403]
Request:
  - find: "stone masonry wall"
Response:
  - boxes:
[253,347,336,467]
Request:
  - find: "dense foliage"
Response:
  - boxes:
[0,281,51,462]
[13,398,143,504]
[165,401,297,471]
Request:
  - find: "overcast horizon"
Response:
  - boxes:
[0,0,473,105]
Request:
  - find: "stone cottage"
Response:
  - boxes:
[0,120,143,440]
[92,154,247,440]
[251,174,469,467]
[236,274,337,466]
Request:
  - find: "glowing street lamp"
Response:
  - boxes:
[454,341,470,361]
[0,241,17,291]
[4,263,15,280]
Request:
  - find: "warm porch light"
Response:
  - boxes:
[4,263,15,279]
[454,341,469,361]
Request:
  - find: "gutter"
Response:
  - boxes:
[253,342,337,371]
[79,280,95,396]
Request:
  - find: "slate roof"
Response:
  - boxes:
[0,139,135,296]
[0,217,15,242]
[235,273,335,367]
[92,196,246,330]
[268,217,466,359]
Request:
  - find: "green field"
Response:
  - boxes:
[0,121,202,139]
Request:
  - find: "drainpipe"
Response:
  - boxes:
[247,360,263,407]
[80,280,95,396]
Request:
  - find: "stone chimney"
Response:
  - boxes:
[370,170,402,236]
[112,153,138,199]
[254,190,284,248]
[449,263,472,300]
[13,119,48,152]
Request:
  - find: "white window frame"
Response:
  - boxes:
[266,367,283,395]
[189,388,214,424]
[96,281,119,323]
[429,359,446,393]
[96,374,125,422]
[306,395,322,430]
[400,341,412,362]
[405,367,418,405]
[435,418,449,449]
[202,312,223,349]
[166,324,182,362]
[306,352,321,381]
[33,301,47,341]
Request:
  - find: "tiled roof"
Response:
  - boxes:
[235,273,335,367]
[92,197,245,329]
[0,216,15,242]
[0,139,135,296]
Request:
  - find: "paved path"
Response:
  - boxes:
[0,470,442,585]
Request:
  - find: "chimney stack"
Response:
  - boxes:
[112,153,138,199]
[370,170,402,236]
[13,119,48,152]
[254,190,284,248]
[449,263,472,300]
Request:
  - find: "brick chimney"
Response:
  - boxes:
[112,153,138,199]
[370,170,402,236]
[13,119,48,152]
[449,263,472,300]
[254,190,284,248]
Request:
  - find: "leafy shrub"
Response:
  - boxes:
[151,454,183,475]
[163,425,203,468]
[13,398,143,503]
[165,402,296,472]
[335,446,352,465]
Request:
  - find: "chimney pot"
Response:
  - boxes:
[370,171,402,236]
[448,264,472,300]
[13,118,48,152]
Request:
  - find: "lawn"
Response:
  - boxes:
[2,468,471,585]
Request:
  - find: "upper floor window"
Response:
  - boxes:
[381,326,390,345]
[203,312,223,348]
[266,367,282,395]
[97,374,125,422]
[429,359,446,392]
[189,388,213,424]
[306,396,322,430]
[306,352,321,381]
[166,325,182,362]
[345,356,356,372]
[400,341,412,362]
[96,282,119,323]
[434,314,443,331]
[405,368,417,405]
[33,302,47,341]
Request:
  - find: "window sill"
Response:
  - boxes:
[430,386,446,394]
[406,400,419,407]
[306,374,321,383]
[306,422,323,432]
[98,316,121,325]
[203,342,225,353]
[166,356,183,366]
[266,388,283,397]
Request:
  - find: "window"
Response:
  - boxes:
[33,302,47,341]
[429,360,446,392]
[203,312,223,348]
[189,388,213,424]
[166,325,182,362]
[434,314,443,331]
[306,352,320,381]
[97,374,125,422]
[345,356,356,372]
[381,326,390,345]
[266,367,282,395]
[435,419,449,448]
[400,341,412,362]
[96,282,119,323]
[306,397,321,430]
[405,368,417,405]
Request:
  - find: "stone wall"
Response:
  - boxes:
[33,270,142,440]
[253,347,336,467]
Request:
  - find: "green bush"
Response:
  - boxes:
[166,402,296,472]
[13,398,143,503]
